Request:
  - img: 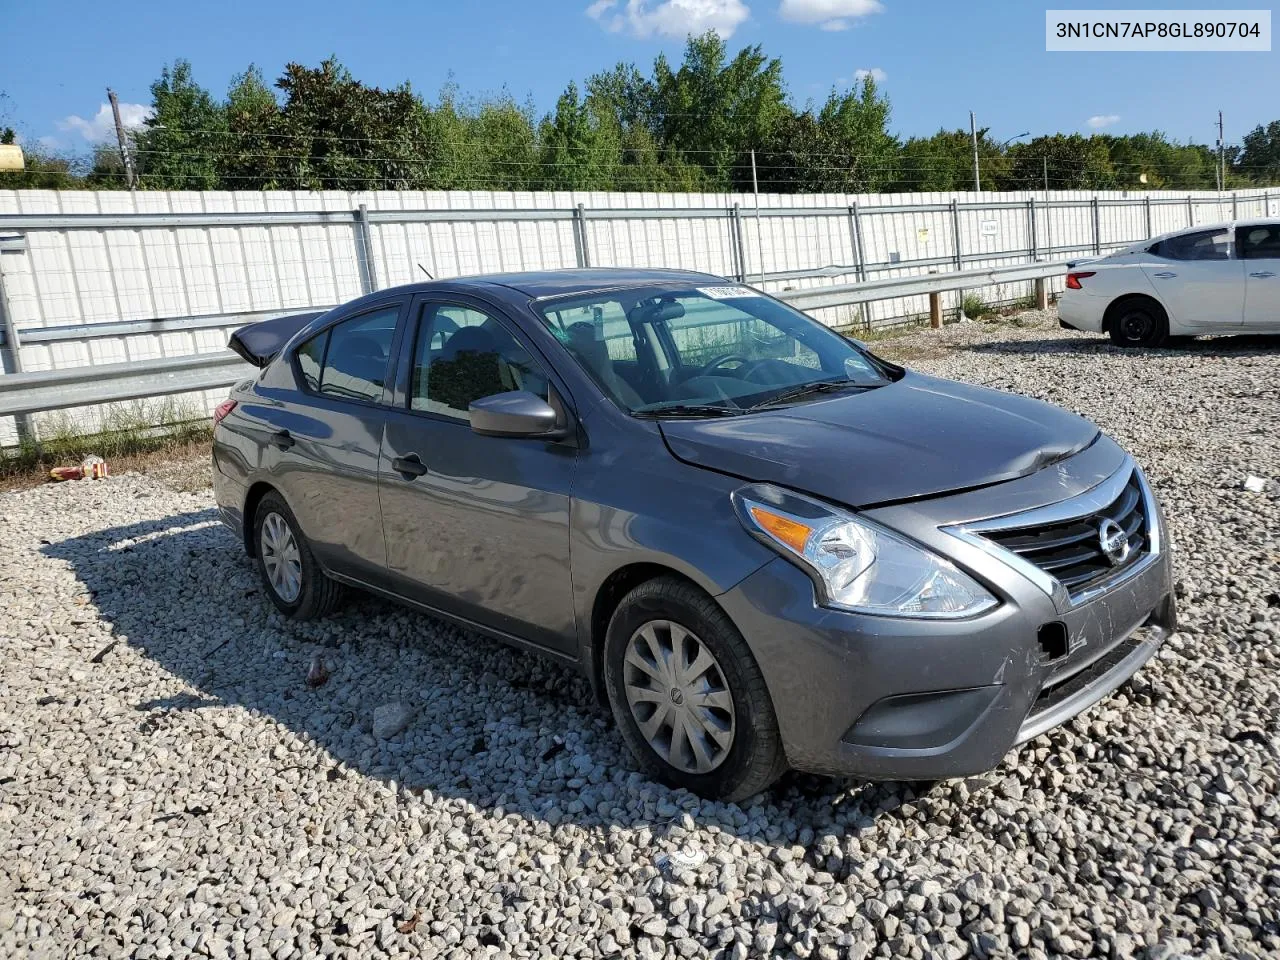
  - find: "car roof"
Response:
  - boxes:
[379,267,728,301]
[1149,218,1279,243]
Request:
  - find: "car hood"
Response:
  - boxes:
[659,372,1099,508]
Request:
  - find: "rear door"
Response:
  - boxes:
[256,299,406,580]
[378,295,578,654]
[1238,222,1280,330]
[1141,227,1244,329]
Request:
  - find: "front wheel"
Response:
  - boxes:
[603,576,786,802]
[1108,298,1169,347]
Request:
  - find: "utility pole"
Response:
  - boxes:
[1043,155,1049,192]
[1217,110,1225,192]
[107,88,137,190]
[969,111,981,192]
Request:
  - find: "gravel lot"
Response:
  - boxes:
[2,311,1278,960]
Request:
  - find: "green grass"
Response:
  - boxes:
[1,397,213,484]
[960,293,995,320]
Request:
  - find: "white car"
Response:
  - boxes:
[1058,220,1280,347]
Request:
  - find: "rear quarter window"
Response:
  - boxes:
[296,331,328,391]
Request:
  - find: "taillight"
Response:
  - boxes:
[213,399,238,426]
[1065,271,1095,289]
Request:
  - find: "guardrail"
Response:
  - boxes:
[0,258,1070,419]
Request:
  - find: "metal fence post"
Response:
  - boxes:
[849,204,868,281]
[1232,191,1239,220]
[730,203,747,282]
[1186,194,1194,227]
[1091,196,1101,255]
[849,202,871,329]
[573,204,591,268]
[1144,196,1153,238]
[1028,198,1038,261]
[0,237,38,444]
[950,199,963,269]
[950,198,964,320]
[353,204,378,295]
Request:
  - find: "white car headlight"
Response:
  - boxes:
[732,483,997,619]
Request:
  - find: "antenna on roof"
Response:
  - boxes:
[417,263,434,280]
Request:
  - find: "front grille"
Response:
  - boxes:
[984,471,1148,595]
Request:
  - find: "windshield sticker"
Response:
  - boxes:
[696,285,760,300]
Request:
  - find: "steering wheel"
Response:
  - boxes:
[694,353,752,379]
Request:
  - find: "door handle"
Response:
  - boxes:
[1249,271,1276,278]
[391,454,429,478]
[1152,271,1177,278]
[270,429,295,450]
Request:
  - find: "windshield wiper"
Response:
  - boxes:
[632,403,744,418]
[748,378,866,410]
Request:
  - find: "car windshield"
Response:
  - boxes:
[536,283,894,415]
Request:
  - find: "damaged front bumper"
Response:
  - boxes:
[716,439,1177,781]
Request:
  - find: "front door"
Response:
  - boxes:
[378,296,578,655]
[1141,226,1244,330]
[1238,222,1280,330]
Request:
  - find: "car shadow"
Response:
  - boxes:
[41,510,949,845]
[966,330,1280,358]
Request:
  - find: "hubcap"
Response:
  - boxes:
[260,512,302,603]
[622,620,735,775]
[1120,311,1153,341]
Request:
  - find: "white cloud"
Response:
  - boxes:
[586,0,750,39]
[853,66,887,83]
[1087,114,1120,129]
[57,101,152,143]
[779,0,882,30]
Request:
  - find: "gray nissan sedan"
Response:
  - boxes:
[213,268,1176,801]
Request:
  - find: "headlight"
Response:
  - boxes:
[732,483,997,619]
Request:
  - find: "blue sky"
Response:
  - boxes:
[3,0,1276,152]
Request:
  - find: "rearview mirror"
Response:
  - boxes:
[469,391,563,438]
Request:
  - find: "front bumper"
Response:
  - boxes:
[717,442,1176,780]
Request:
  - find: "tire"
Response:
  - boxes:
[603,576,786,802]
[1107,298,1169,348]
[252,491,344,620]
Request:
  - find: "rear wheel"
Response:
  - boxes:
[603,576,786,802]
[252,492,344,620]
[1107,297,1169,348]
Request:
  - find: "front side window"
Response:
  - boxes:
[1153,229,1232,261]
[410,303,550,420]
[538,284,893,415]
[294,306,398,403]
[1238,224,1280,260]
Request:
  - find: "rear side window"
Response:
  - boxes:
[1238,224,1280,260]
[1152,229,1231,261]
[296,331,327,391]
[294,305,399,403]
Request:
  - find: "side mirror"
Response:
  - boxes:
[469,390,563,438]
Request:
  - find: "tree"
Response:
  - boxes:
[1005,135,1113,190]
[890,129,1010,192]
[134,60,226,189]
[221,65,282,189]
[273,57,434,191]
[807,76,896,192]
[651,32,789,189]
[539,82,621,190]
[1238,121,1280,184]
